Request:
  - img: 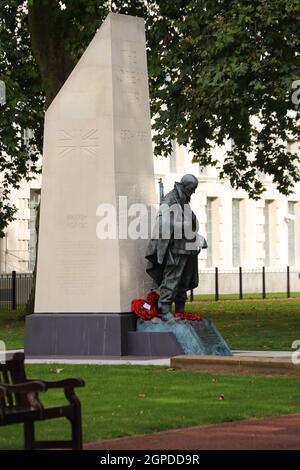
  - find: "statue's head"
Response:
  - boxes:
[180,174,198,197]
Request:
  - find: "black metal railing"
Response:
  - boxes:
[0,267,299,310]
[0,272,33,310]
[190,266,300,301]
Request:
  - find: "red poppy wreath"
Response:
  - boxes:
[131,291,203,321]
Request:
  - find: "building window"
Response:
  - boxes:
[169,140,176,173]
[288,201,295,266]
[264,200,271,266]
[206,198,213,266]
[232,199,240,267]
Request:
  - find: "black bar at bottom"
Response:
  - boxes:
[262,266,266,299]
[239,266,243,300]
[12,270,16,310]
[215,267,219,301]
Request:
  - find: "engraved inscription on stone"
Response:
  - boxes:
[117,68,147,86]
[199,328,220,349]
[193,320,228,354]
[120,129,148,143]
[126,91,141,103]
[118,40,141,66]
[55,241,98,295]
[121,48,137,65]
[58,128,100,159]
[65,214,88,229]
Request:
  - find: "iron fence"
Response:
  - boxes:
[190,266,300,301]
[0,267,299,310]
[0,272,33,309]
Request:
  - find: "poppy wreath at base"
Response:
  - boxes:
[174,312,204,321]
[131,291,161,321]
[131,291,203,322]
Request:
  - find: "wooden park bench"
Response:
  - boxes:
[0,352,85,450]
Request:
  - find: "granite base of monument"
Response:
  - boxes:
[137,318,232,356]
[25,314,136,357]
[127,331,183,356]
[24,314,182,358]
[25,314,231,358]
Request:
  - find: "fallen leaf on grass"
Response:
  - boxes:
[218,394,225,401]
[50,368,64,374]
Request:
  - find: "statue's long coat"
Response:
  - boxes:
[145,182,207,289]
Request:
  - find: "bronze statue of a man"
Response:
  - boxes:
[145,174,207,321]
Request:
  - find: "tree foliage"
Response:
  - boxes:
[1,0,300,236]
[0,1,43,236]
[148,0,300,197]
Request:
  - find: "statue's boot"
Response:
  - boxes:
[150,317,162,323]
[150,302,170,323]
[175,301,185,313]
[159,303,181,322]
[162,312,181,322]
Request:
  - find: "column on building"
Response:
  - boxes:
[287,199,298,267]
[2,183,30,273]
[294,199,300,266]
[275,196,289,266]
[201,187,221,268]
[263,198,277,267]
[218,184,233,268]
[255,198,266,267]
[238,198,256,267]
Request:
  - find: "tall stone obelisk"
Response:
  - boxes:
[25,13,157,357]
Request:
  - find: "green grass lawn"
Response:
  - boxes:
[1,364,300,450]
[0,306,24,350]
[186,298,300,351]
[1,298,300,351]
[193,292,300,301]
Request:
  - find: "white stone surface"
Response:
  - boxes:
[34,13,156,313]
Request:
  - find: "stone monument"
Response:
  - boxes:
[25,13,157,357]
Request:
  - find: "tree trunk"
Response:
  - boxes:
[24,204,40,316]
[25,2,76,313]
[27,0,75,108]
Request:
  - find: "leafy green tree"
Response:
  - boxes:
[0,1,43,236]
[149,0,300,197]
[1,0,300,239]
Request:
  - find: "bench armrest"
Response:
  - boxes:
[29,378,85,390]
[1,381,47,395]
[26,378,84,407]
[0,381,47,416]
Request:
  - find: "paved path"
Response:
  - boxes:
[85,414,300,450]
[17,350,292,365]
